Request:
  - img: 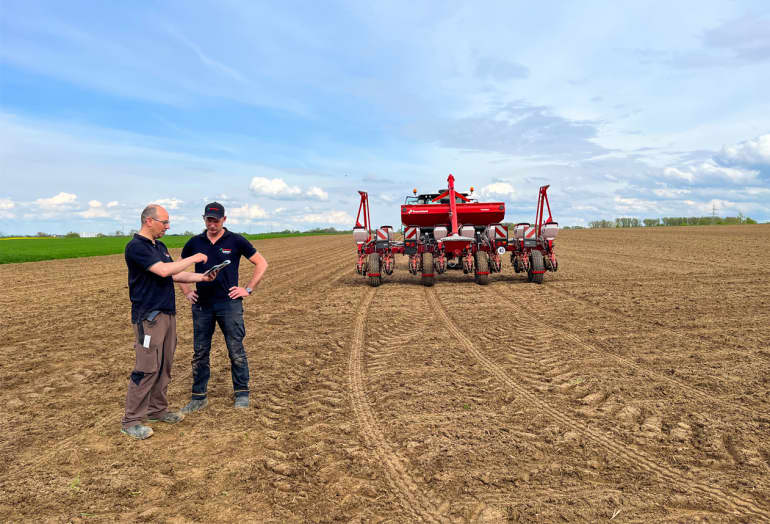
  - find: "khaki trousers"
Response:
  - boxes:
[122,313,176,429]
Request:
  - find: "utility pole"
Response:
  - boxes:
[712,202,719,224]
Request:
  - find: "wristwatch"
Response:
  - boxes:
[245,287,253,295]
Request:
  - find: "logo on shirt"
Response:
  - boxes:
[220,248,232,255]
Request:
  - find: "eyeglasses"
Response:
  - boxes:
[150,217,170,225]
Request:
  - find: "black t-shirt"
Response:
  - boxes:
[125,234,176,323]
[181,229,257,306]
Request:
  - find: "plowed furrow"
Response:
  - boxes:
[3,246,351,345]
[425,287,770,521]
[0,243,351,307]
[256,245,352,293]
[561,250,696,274]
[543,281,768,341]
[348,287,445,522]
[494,285,767,415]
[5,252,351,475]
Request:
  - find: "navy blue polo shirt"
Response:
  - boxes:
[125,234,176,323]
[181,228,257,306]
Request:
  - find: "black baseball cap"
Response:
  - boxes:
[204,202,225,218]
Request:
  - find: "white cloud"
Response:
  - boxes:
[697,161,756,183]
[35,192,78,209]
[571,204,600,212]
[78,200,110,218]
[662,166,695,183]
[0,197,15,218]
[249,177,302,198]
[613,196,660,213]
[228,203,268,220]
[653,188,691,198]
[718,134,770,166]
[293,210,352,225]
[155,197,183,209]
[479,182,516,199]
[106,200,119,207]
[689,198,740,215]
[248,177,329,201]
[662,160,757,185]
[305,186,329,200]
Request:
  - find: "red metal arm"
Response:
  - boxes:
[447,174,459,234]
[535,185,552,236]
[454,192,471,202]
[355,190,371,242]
[431,185,471,204]
[431,190,449,202]
[428,175,462,234]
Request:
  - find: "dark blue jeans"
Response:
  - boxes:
[191,300,249,399]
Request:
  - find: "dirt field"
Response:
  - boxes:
[1,226,769,522]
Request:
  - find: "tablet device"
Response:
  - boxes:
[203,259,231,276]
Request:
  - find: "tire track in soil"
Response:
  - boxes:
[425,287,770,521]
[488,285,766,420]
[347,286,446,523]
[256,270,361,517]
[469,285,769,498]
[4,246,353,476]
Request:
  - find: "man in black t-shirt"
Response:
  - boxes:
[179,202,268,412]
[122,204,217,440]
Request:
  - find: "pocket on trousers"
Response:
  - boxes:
[134,342,159,373]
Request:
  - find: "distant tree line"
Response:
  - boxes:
[5,226,347,239]
[585,214,756,229]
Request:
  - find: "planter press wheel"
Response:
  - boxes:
[474,251,489,285]
[421,252,435,287]
[528,250,545,284]
[367,253,381,287]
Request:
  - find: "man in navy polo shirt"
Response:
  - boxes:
[179,202,268,412]
[122,204,217,440]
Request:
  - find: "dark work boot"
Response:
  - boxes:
[147,411,185,424]
[121,424,154,440]
[180,398,208,414]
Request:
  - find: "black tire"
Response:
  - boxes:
[528,250,544,284]
[474,251,489,285]
[421,252,435,287]
[367,253,381,287]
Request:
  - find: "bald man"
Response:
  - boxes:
[121,204,217,440]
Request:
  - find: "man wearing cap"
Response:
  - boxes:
[122,204,218,440]
[179,202,268,411]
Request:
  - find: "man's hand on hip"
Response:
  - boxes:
[185,290,198,304]
[228,286,249,299]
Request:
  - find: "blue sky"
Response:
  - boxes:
[1,1,768,235]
